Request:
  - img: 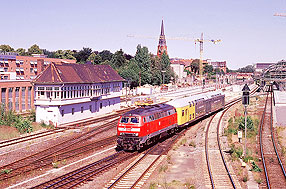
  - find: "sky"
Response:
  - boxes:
[0,0,285,69]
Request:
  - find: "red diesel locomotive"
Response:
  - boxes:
[117,104,177,150]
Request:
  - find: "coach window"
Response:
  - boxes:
[61,109,64,117]
[72,108,75,115]
[81,107,83,113]
[182,110,184,116]
[89,105,92,112]
[100,103,103,109]
[193,113,195,118]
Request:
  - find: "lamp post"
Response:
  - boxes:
[125,79,130,105]
[162,70,166,85]
[242,83,250,157]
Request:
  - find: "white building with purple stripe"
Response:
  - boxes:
[33,62,124,126]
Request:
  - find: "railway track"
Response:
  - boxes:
[205,106,241,188]
[105,133,182,188]
[31,151,138,189]
[0,119,118,183]
[0,108,133,150]
[32,127,185,189]
[259,88,286,188]
[204,87,258,188]
[0,128,66,149]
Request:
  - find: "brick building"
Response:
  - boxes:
[0,52,76,80]
[0,80,34,112]
[0,52,76,112]
[210,61,227,73]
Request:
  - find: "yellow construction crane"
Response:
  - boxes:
[274,13,286,17]
[195,33,221,81]
[127,33,221,80]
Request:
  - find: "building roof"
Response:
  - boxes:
[33,62,125,84]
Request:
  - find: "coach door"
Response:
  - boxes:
[206,99,211,114]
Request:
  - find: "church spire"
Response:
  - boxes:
[157,19,168,57]
[160,19,165,36]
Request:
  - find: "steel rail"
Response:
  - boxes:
[259,88,270,188]
[270,91,286,179]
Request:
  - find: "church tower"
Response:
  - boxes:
[157,19,168,57]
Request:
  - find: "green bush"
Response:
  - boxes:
[230,144,243,159]
[15,118,33,134]
[238,116,254,131]
[250,162,262,172]
[0,103,33,134]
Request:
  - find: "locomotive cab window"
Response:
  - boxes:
[130,117,139,123]
[120,117,129,123]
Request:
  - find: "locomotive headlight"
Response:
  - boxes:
[135,133,138,136]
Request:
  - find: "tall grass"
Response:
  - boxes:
[0,103,33,134]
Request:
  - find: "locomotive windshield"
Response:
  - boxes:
[130,117,139,123]
[120,117,129,123]
[120,116,140,124]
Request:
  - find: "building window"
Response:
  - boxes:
[72,108,74,115]
[81,106,83,113]
[61,109,64,117]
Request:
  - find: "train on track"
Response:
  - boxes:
[117,91,225,151]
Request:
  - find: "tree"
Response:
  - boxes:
[237,65,254,73]
[109,49,127,70]
[28,44,43,55]
[190,60,199,74]
[203,64,213,74]
[16,48,27,56]
[42,49,56,58]
[134,45,152,85]
[74,47,92,63]
[118,59,140,88]
[98,50,113,62]
[0,45,14,52]
[214,68,221,75]
[54,50,76,60]
[150,55,162,85]
[160,52,174,84]
[87,52,97,64]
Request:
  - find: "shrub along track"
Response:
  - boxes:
[259,87,286,188]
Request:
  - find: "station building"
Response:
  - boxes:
[33,62,125,126]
